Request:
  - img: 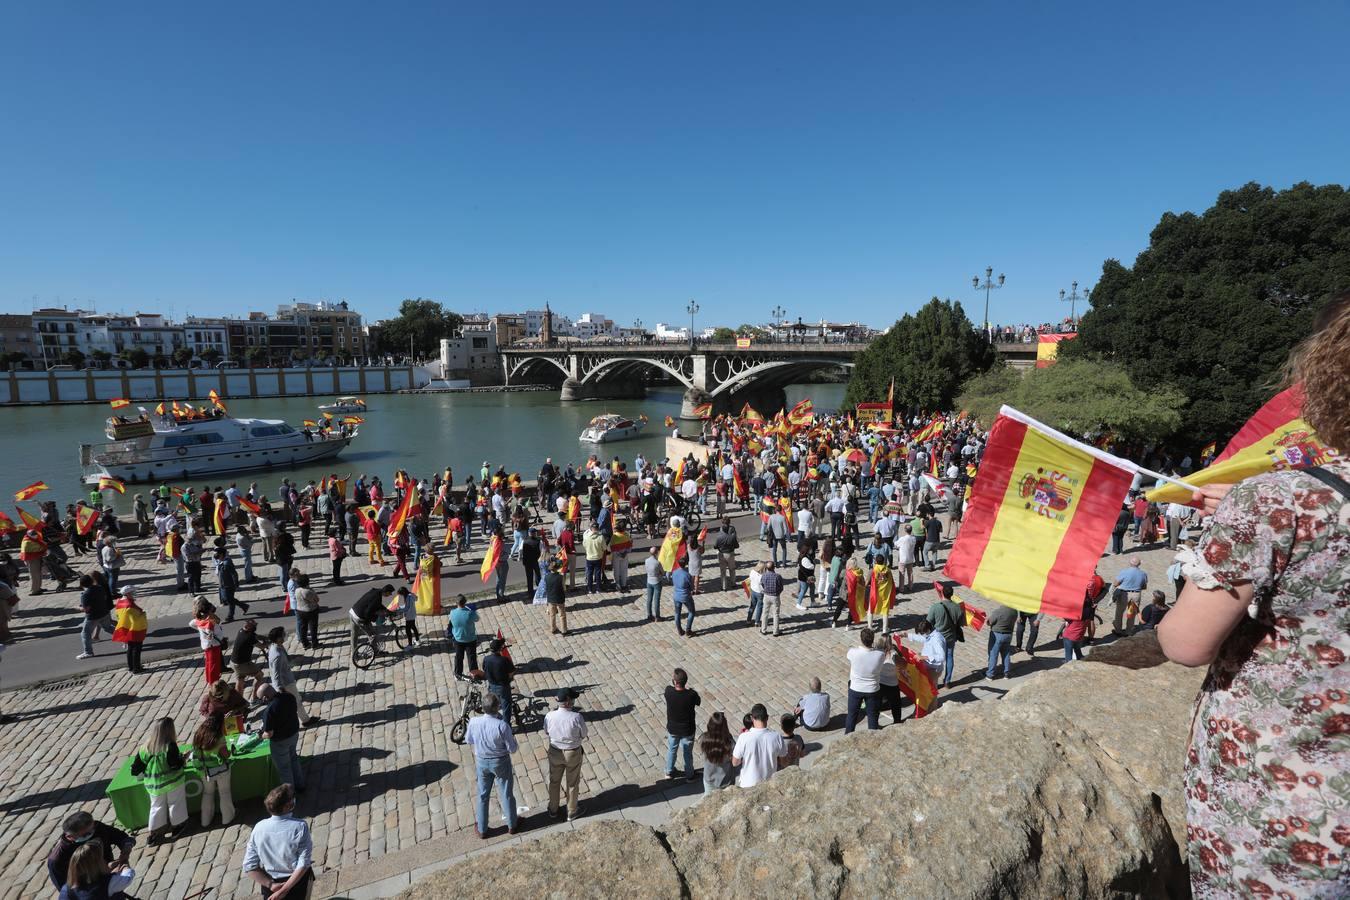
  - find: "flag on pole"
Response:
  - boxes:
[943,406,1135,619]
[14,481,48,502]
[480,534,502,582]
[657,525,686,573]
[155,402,166,415]
[109,398,131,409]
[692,402,713,419]
[302,419,318,427]
[892,636,939,717]
[1199,441,1217,461]
[1146,384,1339,505]
[0,510,17,534]
[386,483,419,542]
[238,496,262,516]
[76,505,100,535]
[744,405,764,423]
[844,565,867,624]
[15,506,42,530]
[962,602,987,631]
[208,389,226,411]
[664,415,676,428]
[98,476,126,494]
[496,627,512,662]
[921,473,949,501]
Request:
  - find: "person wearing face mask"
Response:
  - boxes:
[46,810,135,893]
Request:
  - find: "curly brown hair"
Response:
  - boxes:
[1288,292,1350,452]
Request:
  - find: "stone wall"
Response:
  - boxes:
[402,633,1203,900]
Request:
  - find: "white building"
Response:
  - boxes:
[439,330,498,377]
[32,309,115,361]
[573,312,616,340]
[523,309,575,338]
[109,314,184,356]
[183,317,231,357]
[653,322,689,342]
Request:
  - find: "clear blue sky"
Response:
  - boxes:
[2,2,1347,329]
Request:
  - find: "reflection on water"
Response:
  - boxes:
[2,382,846,510]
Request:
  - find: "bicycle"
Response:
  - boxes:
[449,673,550,743]
[658,493,702,534]
[351,618,407,670]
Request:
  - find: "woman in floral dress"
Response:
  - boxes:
[1160,296,1349,898]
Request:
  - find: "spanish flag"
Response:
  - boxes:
[1146,384,1339,505]
[664,415,676,429]
[164,530,183,558]
[302,419,318,428]
[238,496,262,516]
[787,398,814,425]
[892,636,938,718]
[566,494,581,523]
[869,564,895,616]
[14,481,48,502]
[928,452,940,478]
[76,505,100,535]
[657,525,685,573]
[732,465,747,499]
[744,406,764,424]
[943,406,1135,620]
[962,602,987,632]
[0,510,17,534]
[155,402,166,415]
[386,483,419,542]
[15,506,42,530]
[479,534,503,582]
[610,529,633,554]
[341,415,363,425]
[1199,441,1217,461]
[112,599,147,643]
[208,389,226,411]
[844,565,867,624]
[98,476,126,494]
[213,498,228,534]
[109,398,131,410]
[692,402,713,419]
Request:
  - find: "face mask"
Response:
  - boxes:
[72,833,94,844]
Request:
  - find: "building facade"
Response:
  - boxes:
[0,314,38,363]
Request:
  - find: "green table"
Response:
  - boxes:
[106,736,279,830]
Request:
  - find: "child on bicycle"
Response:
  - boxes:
[396,585,420,647]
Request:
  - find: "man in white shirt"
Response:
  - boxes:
[794,506,815,544]
[1163,502,1193,551]
[544,687,588,821]
[731,703,787,788]
[845,628,885,734]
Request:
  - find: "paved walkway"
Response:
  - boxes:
[0,507,1181,900]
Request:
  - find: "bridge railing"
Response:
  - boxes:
[502,340,867,353]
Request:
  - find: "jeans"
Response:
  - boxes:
[645,582,662,619]
[674,597,695,633]
[986,630,1013,677]
[831,512,844,538]
[474,755,518,833]
[80,615,115,655]
[240,548,254,581]
[585,559,603,593]
[796,579,813,606]
[488,683,513,726]
[270,733,304,790]
[942,635,958,686]
[665,733,694,776]
[769,536,787,566]
[746,590,763,624]
[844,687,880,734]
[104,567,120,594]
[1015,612,1041,652]
[296,610,319,648]
[1063,638,1084,661]
[495,566,508,600]
[454,640,478,678]
[922,540,939,569]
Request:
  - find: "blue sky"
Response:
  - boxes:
[1,2,1346,329]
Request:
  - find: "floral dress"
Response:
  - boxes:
[1183,462,1350,897]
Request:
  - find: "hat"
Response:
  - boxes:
[120,586,135,596]
[557,687,580,702]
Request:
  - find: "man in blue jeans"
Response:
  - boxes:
[671,559,695,637]
[466,693,519,837]
[662,668,701,781]
[643,547,663,622]
[984,602,1017,679]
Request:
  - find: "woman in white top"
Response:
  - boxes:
[745,562,765,626]
[906,619,947,673]
[894,532,918,590]
[877,639,901,725]
[844,627,885,734]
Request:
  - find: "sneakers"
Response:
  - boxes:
[76,652,93,660]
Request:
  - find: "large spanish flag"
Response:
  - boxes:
[844,565,867,624]
[76,505,100,535]
[386,483,419,542]
[98,476,127,494]
[1035,333,1076,367]
[1146,384,1340,505]
[213,498,228,534]
[0,510,18,534]
[657,525,685,573]
[869,564,895,616]
[892,636,938,717]
[238,496,262,516]
[14,481,48,502]
[943,406,1134,619]
[111,599,147,643]
[480,534,503,582]
[15,506,43,530]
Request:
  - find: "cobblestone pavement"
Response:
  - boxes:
[0,513,1183,899]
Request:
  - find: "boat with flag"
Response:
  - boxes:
[579,413,647,443]
[79,403,356,484]
[318,396,368,414]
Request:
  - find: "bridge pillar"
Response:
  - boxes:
[679,387,714,420]
[561,377,646,402]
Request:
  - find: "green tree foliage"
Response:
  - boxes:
[199,347,222,366]
[171,347,193,367]
[61,349,86,367]
[1062,181,1350,442]
[90,350,113,366]
[377,299,464,358]
[845,298,995,412]
[957,359,1185,443]
[119,348,150,369]
[710,327,738,342]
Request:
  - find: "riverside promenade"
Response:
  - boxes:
[0,507,1180,899]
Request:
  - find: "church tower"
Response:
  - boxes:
[541,301,555,347]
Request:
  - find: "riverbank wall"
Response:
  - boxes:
[0,364,436,406]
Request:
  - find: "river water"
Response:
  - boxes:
[4,383,845,513]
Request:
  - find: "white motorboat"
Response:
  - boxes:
[579,413,647,443]
[318,396,368,414]
[80,406,355,484]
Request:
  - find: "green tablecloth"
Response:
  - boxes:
[105,736,279,830]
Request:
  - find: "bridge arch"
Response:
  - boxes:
[579,356,695,390]
[710,358,854,397]
[505,355,570,384]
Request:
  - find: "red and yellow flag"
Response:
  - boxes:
[14,481,48,502]
[213,498,228,534]
[238,496,262,516]
[892,636,938,717]
[98,476,126,494]
[76,505,100,535]
[302,419,318,428]
[962,602,987,632]
[155,402,166,415]
[844,565,867,624]
[566,495,581,523]
[112,599,147,643]
[109,398,131,410]
[386,483,419,542]
[692,402,713,419]
[657,525,685,573]
[869,564,895,616]
[1199,441,1217,461]
[341,415,364,425]
[480,534,503,582]
[732,465,747,499]
[164,530,183,558]
[663,415,676,429]
[1146,384,1339,505]
[943,407,1134,620]
[0,510,19,534]
[15,506,42,530]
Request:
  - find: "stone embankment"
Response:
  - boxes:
[401,633,1202,899]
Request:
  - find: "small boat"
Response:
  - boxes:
[579,413,647,443]
[318,396,368,414]
[80,406,355,484]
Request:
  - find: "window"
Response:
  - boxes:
[163,433,224,448]
[249,424,294,437]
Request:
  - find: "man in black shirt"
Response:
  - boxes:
[348,585,394,658]
[521,528,542,598]
[46,811,134,892]
[922,514,943,572]
[231,618,266,698]
[482,638,516,724]
[662,667,701,781]
[260,684,305,791]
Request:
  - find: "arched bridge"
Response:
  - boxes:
[501,342,863,418]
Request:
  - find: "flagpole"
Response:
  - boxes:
[1134,466,1202,496]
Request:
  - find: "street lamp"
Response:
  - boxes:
[771,305,785,342]
[972,266,1005,342]
[1059,281,1088,329]
[686,300,700,348]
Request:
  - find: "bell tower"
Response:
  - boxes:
[541,302,555,347]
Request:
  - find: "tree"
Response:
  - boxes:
[200,347,222,367]
[1,351,31,368]
[710,327,738,343]
[171,347,193,367]
[377,299,464,358]
[1061,181,1350,443]
[60,349,86,367]
[844,298,995,412]
[119,348,150,369]
[90,349,113,368]
[243,346,266,367]
[957,359,1185,443]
